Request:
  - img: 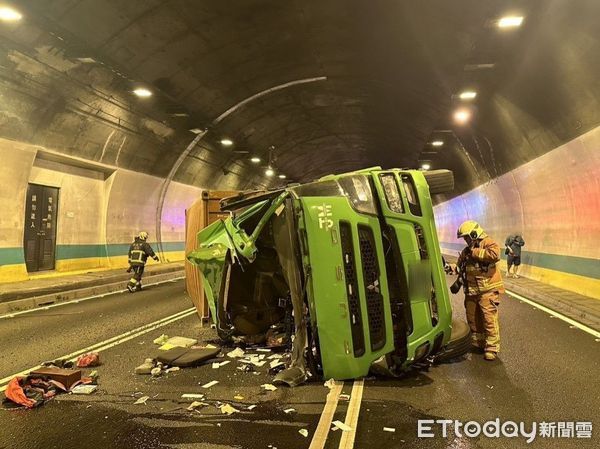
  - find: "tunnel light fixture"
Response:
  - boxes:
[431,140,444,147]
[133,87,153,98]
[453,108,472,125]
[250,156,261,163]
[458,91,477,100]
[0,6,22,21]
[278,174,287,179]
[421,163,431,171]
[265,168,275,177]
[220,138,233,147]
[498,16,524,28]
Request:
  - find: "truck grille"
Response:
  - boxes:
[339,222,365,357]
[358,225,386,351]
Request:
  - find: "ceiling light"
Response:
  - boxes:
[431,140,444,147]
[453,108,472,125]
[265,168,275,177]
[189,128,203,134]
[220,138,233,146]
[458,91,477,100]
[0,6,22,21]
[133,88,152,97]
[250,157,261,163]
[498,16,524,28]
[278,174,286,179]
[421,163,431,170]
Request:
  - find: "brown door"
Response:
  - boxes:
[23,184,59,272]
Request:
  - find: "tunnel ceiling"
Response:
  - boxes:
[1,0,599,196]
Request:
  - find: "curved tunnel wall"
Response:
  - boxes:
[434,126,600,300]
[0,137,202,282]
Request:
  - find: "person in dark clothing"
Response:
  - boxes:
[127,231,159,292]
[504,234,525,278]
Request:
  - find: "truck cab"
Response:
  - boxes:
[187,167,460,381]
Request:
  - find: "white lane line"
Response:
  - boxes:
[0,307,196,391]
[338,380,364,449]
[0,276,185,320]
[506,289,600,339]
[309,381,344,449]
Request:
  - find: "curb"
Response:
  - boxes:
[0,270,185,315]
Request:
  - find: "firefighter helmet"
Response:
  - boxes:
[457,220,486,240]
[138,231,149,241]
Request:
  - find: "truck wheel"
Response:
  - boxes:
[432,319,471,363]
[423,169,454,195]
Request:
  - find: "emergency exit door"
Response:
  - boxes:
[23,184,59,272]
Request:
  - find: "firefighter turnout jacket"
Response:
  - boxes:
[128,237,157,266]
[457,236,505,296]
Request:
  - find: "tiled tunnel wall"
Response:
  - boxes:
[434,126,600,300]
[0,137,202,282]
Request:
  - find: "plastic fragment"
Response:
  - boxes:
[201,380,219,389]
[212,361,231,369]
[332,420,353,432]
[283,408,295,414]
[299,429,309,438]
[219,403,240,415]
[339,394,350,401]
[187,401,207,411]
[383,427,396,432]
[134,396,149,405]
[261,383,277,391]
[227,348,245,358]
[153,334,169,345]
[181,393,205,400]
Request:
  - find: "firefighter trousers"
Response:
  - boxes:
[464,290,501,353]
[127,264,145,291]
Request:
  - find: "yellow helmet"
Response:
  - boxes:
[457,220,486,239]
[138,231,149,241]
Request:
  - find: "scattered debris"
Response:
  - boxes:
[261,384,278,391]
[201,380,219,389]
[212,361,231,369]
[256,348,271,353]
[219,403,240,415]
[339,394,351,401]
[247,404,257,410]
[30,367,82,389]
[267,354,283,360]
[298,429,309,438]
[134,396,149,405]
[237,364,255,373]
[159,336,198,350]
[150,367,162,377]
[181,393,205,400]
[269,360,285,369]
[227,348,245,358]
[186,401,207,411]
[486,385,494,389]
[283,408,296,414]
[135,358,156,375]
[165,367,180,373]
[324,378,337,389]
[383,427,396,433]
[332,420,353,432]
[234,394,244,400]
[71,384,97,395]
[153,334,169,345]
[76,352,100,368]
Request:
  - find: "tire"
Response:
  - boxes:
[432,319,471,363]
[423,169,454,195]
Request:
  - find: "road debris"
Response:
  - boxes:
[76,352,100,368]
[383,427,396,433]
[165,367,180,373]
[261,383,278,391]
[324,378,337,389]
[298,429,309,438]
[283,408,296,414]
[135,358,156,375]
[71,384,97,395]
[181,393,205,400]
[219,403,240,415]
[150,367,162,377]
[234,394,244,400]
[339,394,350,401]
[153,334,169,345]
[227,348,245,358]
[201,380,219,389]
[212,361,231,369]
[186,401,207,411]
[247,404,257,410]
[332,420,353,432]
[134,396,149,405]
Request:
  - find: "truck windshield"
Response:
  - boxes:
[291,175,377,216]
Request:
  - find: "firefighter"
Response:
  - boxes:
[127,231,159,292]
[456,220,504,361]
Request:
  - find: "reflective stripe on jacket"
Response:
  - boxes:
[128,238,156,266]
[458,236,505,296]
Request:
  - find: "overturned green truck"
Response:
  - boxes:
[187,167,469,383]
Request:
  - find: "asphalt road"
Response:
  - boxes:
[0,278,598,449]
